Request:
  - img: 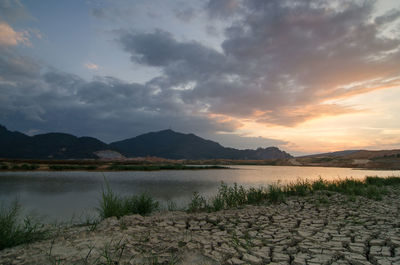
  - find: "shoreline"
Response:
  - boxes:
[1,164,400,172]
[1,187,400,264]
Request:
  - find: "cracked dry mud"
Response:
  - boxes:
[1,189,400,265]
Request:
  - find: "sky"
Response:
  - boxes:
[0,0,399,156]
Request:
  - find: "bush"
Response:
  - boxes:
[0,200,46,250]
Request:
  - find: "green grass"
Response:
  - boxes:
[10,164,39,170]
[107,164,228,171]
[97,182,159,219]
[0,200,47,250]
[49,165,98,170]
[188,176,400,213]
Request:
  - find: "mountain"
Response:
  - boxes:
[294,148,400,169]
[0,125,292,160]
[110,129,292,160]
[298,149,400,159]
[297,150,361,158]
[0,125,110,159]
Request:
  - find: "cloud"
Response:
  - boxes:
[0,22,30,46]
[0,47,239,141]
[1,0,400,148]
[206,0,239,19]
[117,0,400,127]
[174,7,197,22]
[207,133,289,149]
[84,62,99,70]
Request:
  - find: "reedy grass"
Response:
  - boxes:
[97,181,159,219]
[0,200,47,250]
[187,176,400,213]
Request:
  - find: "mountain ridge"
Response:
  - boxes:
[0,125,292,160]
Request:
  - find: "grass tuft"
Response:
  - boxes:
[0,200,47,250]
[97,181,158,219]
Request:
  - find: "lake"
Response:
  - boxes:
[0,166,399,222]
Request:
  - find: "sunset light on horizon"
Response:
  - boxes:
[1,0,400,155]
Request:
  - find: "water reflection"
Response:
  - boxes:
[0,166,399,222]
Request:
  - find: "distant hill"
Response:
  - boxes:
[0,125,110,159]
[0,125,292,160]
[294,148,400,169]
[297,150,361,158]
[299,149,400,159]
[110,129,292,160]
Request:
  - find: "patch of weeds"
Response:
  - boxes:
[284,179,310,196]
[210,195,224,212]
[347,195,357,202]
[11,164,39,170]
[187,192,207,213]
[246,187,265,204]
[218,182,247,208]
[267,184,285,203]
[94,238,127,265]
[166,200,177,211]
[0,200,47,250]
[187,176,400,213]
[49,165,97,171]
[132,193,159,216]
[97,180,159,219]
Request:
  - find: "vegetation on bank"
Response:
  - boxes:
[48,165,98,171]
[0,160,229,171]
[106,164,228,171]
[187,176,400,212]
[97,182,159,219]
[0,201,47,250]
[0,163,39,170]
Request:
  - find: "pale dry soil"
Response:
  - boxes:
[1,189,400,265]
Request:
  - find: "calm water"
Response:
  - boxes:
[0,166,399,222]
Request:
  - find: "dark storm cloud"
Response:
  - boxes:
[118,0,400,126]
[0,46,239,141]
